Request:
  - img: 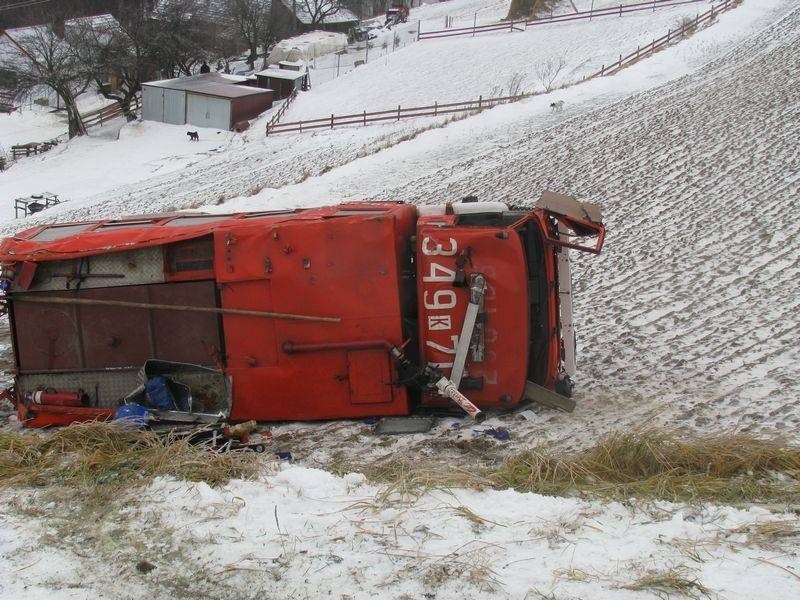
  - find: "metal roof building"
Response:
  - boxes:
[142,73,273,130]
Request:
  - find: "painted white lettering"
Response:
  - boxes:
[423,262,456,283]
[428,315,452,331]
[421,236,458,256]
[424,290,457,310]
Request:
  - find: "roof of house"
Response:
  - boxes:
[280,0,359,25]
[0,14,120,62]
[143,73,271,98]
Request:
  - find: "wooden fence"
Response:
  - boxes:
[0,92,18,114]
[266,93,527,135]
[81,95,141,129]
[587,0,736,78]
[265,89,298,132]
[267,0,735,136]
[419,0,723,40]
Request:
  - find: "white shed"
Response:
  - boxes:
[142,73,273,130]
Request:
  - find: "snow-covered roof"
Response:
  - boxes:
[254,68,307,80]
[143,73,269,98]
[280,0,359,25]
[219,73,250,83]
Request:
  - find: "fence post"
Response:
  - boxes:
[619,4,622,17]
[363,110,366,126]
[472,13,476,37]
[434,101,438,116]
[330,114,334,129]
[653,0,655,12]
[601,64,605,76]
[590,0,594,20]
[478,95,482,109]
[667,29,670,44]
[300,120,303,133]
[397,104,401,121]
[417,20,421,41]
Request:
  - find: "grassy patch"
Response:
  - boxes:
[1,423,269,599]
[340,429,800,505]
[494,429,800,504]
[0,422,263,490]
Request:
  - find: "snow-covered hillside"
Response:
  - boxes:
[217,0,800,445]
[288,1,713,120]
[0,0,795,443]
[0,0,759,226]
[1,1,799,597]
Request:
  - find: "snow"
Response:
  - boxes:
[1,0,799,595]
[287,1,717,121]
[265,30,349,64]
[2,467,799,598]
[0,107,69,154]
[0,121,240,214]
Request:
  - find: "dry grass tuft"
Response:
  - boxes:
[727,519,800,550]
[621,566,711,599]
[335,429,800,505]
[345,457,493,503]
[492,429,800,504]
[0,422,263,490]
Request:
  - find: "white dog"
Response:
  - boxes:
[550,100,565,112]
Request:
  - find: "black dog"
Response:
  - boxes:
[187,131,199,141]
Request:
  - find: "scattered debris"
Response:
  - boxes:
[135,560,156,574]
[375,416,437,435]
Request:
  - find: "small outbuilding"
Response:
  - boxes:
[253,68,309,100]
[142,73,273,130]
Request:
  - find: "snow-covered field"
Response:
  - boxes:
[3,466,799,599]
[1,0,799,597]
[291,1,719,120]
[0,90,120,153]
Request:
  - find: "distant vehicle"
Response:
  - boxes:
[352,26,379,42]
[385,2,410,28]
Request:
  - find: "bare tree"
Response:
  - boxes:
[300,0,343,27]
[534,53,567,92]
[0,25,91,137]
[67,11,152,117]
[149,0,214,76]
[225,0,271,67]
[507,72,526,96]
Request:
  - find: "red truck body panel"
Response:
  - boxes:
[0,198,605,427]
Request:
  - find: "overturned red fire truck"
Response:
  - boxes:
[0,192,605,427]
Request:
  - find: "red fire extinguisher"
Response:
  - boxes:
[28,389,86,407]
